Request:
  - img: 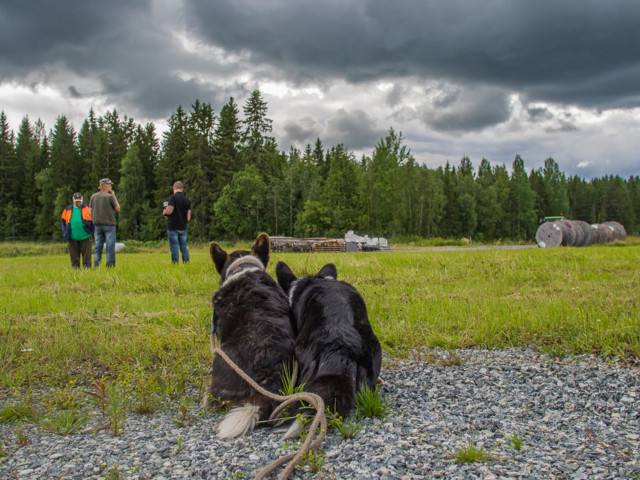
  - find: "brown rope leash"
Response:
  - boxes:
[212,347,327,480]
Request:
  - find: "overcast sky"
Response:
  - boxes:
[1,0,639,179]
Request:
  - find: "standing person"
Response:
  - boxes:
[89,178,120,268]
[163,181,191,263]
[61,192,94,268]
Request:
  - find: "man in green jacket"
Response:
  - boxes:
[61,192,94,268]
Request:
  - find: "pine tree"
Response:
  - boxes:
[508,155,537,240]
[15,117,42,239]
[0,111,16,214]
[155,105,189,225]
[213,97,242,178]
[241,90,276,177]
[367,128,411,236]
[475,158,500,240]
[117,144,147,239]
[542,157,569,216]
[440,162,460,237]
[182,100,216,239]
[49,115,82,190]
[78,109,101,193]
[456,156,477,238]
[320,144,363,236]
[101,110,135,185]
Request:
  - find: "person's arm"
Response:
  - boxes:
[111,190,120,213]
[164,205,174,215]
[187,209,191,222]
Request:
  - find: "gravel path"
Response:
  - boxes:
[1,347,639,479]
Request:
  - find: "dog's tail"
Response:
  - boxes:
[216,394,274,439]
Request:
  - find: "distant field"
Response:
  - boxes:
[1,238,639,396]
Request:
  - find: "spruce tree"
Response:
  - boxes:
[0,112,16,214]
[475,158,500,240]
[456,156,477,238]
[508,155,537,240]
[241,89,276,177]
[118,144,147,239]
[542,157,569,216]
[15,117,42,239]
[181,100,216,239]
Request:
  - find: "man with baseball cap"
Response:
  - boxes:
[89,178,120,267]
[61,192,94,268]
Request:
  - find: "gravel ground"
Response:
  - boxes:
[1,347,639,480]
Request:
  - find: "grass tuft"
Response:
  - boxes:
[449,440,493,463]
[355,384,391,419]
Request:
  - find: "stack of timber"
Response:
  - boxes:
[270,237,320,252]
[315,239,347,253]
[536,220,626,248]
[270,237,346,253]
[270,233,391,253]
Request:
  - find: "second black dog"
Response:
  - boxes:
[276,261,382,422]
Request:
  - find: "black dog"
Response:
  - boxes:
[203,233,296,438]
[276,261,382,425]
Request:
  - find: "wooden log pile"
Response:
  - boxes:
[270,235,384,253]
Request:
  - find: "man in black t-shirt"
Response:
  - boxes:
[163,181,191,263]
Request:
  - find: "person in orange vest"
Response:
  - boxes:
[61,192,95,268]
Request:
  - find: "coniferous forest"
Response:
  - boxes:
[1,89,638,242]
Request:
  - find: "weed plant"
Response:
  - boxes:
[86,379,128,435]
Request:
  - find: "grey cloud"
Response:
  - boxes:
[419,86,512,132]
[324,109,387,151]
[385,84,404,108]
[68,86,82,98]
[281,115,321,149]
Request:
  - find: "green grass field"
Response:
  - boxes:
[1,239,639,399]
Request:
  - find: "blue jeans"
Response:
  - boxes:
[94,225,116,267]
[168,229,189,263]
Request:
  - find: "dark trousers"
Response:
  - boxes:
[68,238,92,268]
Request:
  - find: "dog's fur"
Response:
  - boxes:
[276,261,382,422]
[203,233,296,438]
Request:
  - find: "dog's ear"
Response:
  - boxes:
[209,242,229,274]
[251,232,270,267]
[276,261,297,293]
[317,263,337,279]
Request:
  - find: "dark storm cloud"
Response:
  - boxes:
[0,0,149,75]
[0,0,216,120]
[184,0,640,109]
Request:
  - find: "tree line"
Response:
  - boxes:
[1,90,638,242]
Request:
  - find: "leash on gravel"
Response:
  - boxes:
[212,347,327,480]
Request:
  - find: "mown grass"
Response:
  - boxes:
[1,238,639,401]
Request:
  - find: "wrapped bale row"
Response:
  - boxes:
[536,220,626,248]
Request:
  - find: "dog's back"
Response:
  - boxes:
[277,262,382,418]
[208,268,294,401]
[204,234,296,438]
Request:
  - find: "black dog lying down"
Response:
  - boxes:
[276,261,382,428]
[203,233,296,438]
